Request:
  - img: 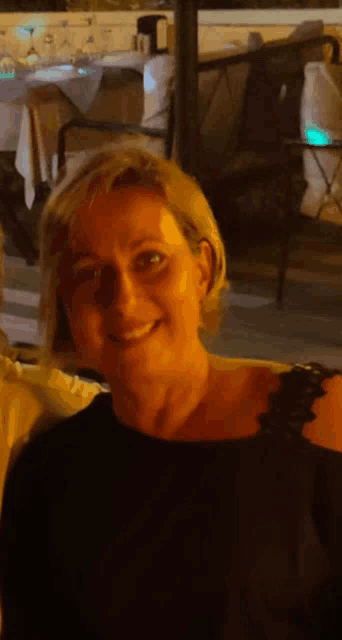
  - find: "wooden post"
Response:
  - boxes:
[174,0,199,180]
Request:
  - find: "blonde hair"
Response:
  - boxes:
[0,224,8,355]
[39,136,230,369]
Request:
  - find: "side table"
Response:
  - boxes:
[277,138,342,308]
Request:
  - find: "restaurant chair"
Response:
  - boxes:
[0,155,39,266]
[194,34,340,309]
[56,118,173,180]
[288,19,324,62]
[279,130,342,307]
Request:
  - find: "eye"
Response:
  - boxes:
[135,251,166,272]
[72,263,100,286]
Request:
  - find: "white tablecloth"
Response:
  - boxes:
[25,64,103,114]
[94,51,149,75]
[0,64,103,208]
[0,64,103,151]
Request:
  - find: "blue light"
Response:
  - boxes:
[77,68,94,76]
[304,125,332,146]
[144,69,156,92]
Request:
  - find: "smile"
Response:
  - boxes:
[109,320,160,345]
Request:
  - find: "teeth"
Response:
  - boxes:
[121,322,155,340]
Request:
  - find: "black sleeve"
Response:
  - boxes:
[309,445,342,638]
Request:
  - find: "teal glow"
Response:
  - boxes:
[0,72,15,79]
[305,125,332,146]
[77,68,95,76]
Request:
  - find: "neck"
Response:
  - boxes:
[107,344,210,440]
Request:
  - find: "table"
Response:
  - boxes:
[0,47,249,218]
[0,52,147,209]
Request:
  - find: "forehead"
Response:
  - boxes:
[69,186,184,254]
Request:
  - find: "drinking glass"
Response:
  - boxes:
[57,21,74,63]
[25,27,40,68]
[81,17,98,61]
[0,29,16,74]
[42,32,56,62]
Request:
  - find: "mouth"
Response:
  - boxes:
[108,320,161,346]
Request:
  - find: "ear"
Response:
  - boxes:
[195,239,213,301]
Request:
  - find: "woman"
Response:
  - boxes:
[0,222,106,512]
[1,141,342,639]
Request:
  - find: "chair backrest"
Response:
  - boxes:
[137,15,168,55]
[164,34,339,185]
[288,19,324,63]
[57,120,171,179]
[57,35,340,188]
[238,33,338,153]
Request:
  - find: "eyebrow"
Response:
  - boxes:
[129,235,164,249]
[71,236,164,263]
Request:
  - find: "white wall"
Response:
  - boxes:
[2,9,342,59]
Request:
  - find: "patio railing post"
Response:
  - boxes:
[174,0,199,180]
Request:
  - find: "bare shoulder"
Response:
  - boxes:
[207,354,285,406]
[207,353,291,376]
[202,355,283,440]
[205,356,342,449]
[303,373,342,453]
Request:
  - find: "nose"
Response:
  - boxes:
[95,268,141,313]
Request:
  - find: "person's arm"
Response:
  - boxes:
[307,443,342,637]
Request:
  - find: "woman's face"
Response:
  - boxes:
[60,185,212,381]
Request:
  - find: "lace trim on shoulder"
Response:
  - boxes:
[258,361,341,445]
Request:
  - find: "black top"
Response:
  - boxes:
[1,362,342,639]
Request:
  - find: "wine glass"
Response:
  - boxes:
[81,17,98,61]
[42,32,56,64]
[0,29,16,75]
[57,20,74,63]
[25,27,40,68]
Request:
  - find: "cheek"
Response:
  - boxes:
[157,268,202,330]
[170,260,202,305]
[69,304,104,352]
